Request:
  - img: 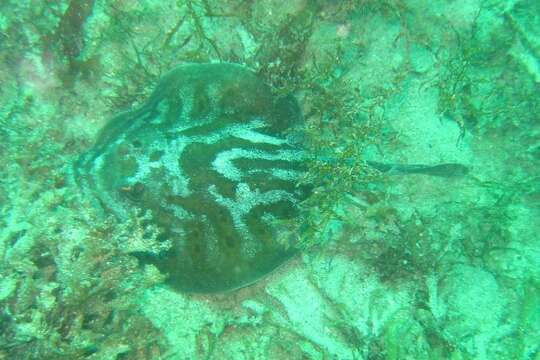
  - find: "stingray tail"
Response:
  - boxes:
[366,161,469,178]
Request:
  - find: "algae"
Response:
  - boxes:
[1,0,539,359]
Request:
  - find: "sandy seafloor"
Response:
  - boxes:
[1,0,539,359]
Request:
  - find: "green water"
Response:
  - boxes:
[1,1,539,359]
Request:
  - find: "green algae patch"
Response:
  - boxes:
[2,0,540,359]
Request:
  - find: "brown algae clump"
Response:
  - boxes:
[73,63,309,293]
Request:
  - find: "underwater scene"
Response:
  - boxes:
[1,0,539,359]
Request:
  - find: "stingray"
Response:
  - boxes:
[73,63,468,293]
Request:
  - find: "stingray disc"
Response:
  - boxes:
[73,63,309,293]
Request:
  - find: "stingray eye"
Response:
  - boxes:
[120,182,145,201]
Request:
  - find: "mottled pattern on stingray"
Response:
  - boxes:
[74,63,309,293]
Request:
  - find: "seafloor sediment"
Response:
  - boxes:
[1,1,539,359]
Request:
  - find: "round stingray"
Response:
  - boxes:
[73,63,309,293]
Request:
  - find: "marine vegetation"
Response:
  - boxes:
[1,0,539,359]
